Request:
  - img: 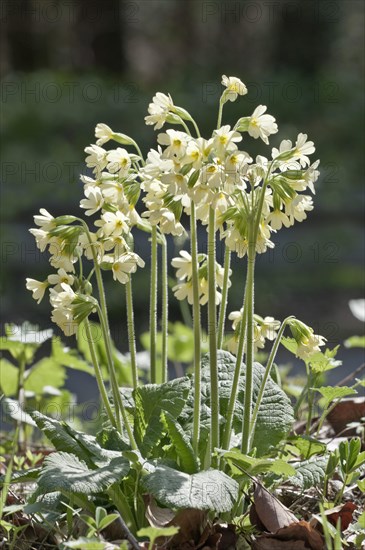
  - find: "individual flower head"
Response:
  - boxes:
[34,209,56,231]
[25,278,49,304]
[285,194,314,224]
[80,187,104,216]
[111,252,145,284]
[157,129,189,159]
[29,228,52,252]
[106,148,132,177]
[47,268,75,288]
[95,210,129,238]
[84,144,108,174]
[95,123,114,146]
[288,319,326,360]
[49,283,78,336]
[248,105,278,144]
[212,125,242,157]
[293,133,315,167]
[145,92,174,130]
[221,75,248,103]
[171,250,193,280]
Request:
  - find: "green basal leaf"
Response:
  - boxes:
[223,450,296,477]
[180,351,294,456]
[134,376,190,456]
[62,537,108,549]
[143,465,238,513]
[3,398,36,426]
[0,358,18,396]
[29,411,122,467]
[25,358,67,393]
[288,435,327,459]
[315,386,357,408]
[52,337,94,375]
[288,456,327,490]
[307,347,342,373]
[0,467,39,485]
[344,335,365,348]
[161,411,199,474]
[137,526,179,547]
[38,451,129,495]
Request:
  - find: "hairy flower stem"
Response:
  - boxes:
[241,221,256,454]
[161,236,168,384]
[125,278,138,389]
[17,354,27,451]
[249,316,294,447]
[97,303,137,449]
[208,207,219,463]
[79,220,136,447]
[84,318,116,428]
[190,202,201,454]
[221,291,248,450]
[217,100,224,129]
[149,226,158,383]
[217,246,231,349]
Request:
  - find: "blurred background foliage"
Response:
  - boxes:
[1,0,364,377]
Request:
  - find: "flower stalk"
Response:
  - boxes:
[217,246,231,349]
[161,235,168,384]
[208,207,219,462]
[149,226,158,383]
[125,278,138,389]
[190,202,202,453]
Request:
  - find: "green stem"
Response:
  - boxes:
[221,292,248,450]
[249,316,294,447]
[96,303,137,449]
[217,100,224,129]
[241,220,256,454]
[208,207,219,462]
[84,318,116,428]
[306,371,318,435]
[150,226,158,383]
[126,278,138,389]
[161,236,168,384]
[191,118,201,138]
[190,202,202,454]
[217,246,231,349]
[17,354,26,451]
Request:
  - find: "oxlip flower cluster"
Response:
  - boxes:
[171,250,231,305]
[26,74,325,366]
[227,311,281,354]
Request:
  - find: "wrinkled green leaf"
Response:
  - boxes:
[180,351,294,456]
[39,452,129,494]
[134,377,190,455]
[25,358,66,393]
[143,465,238,513]
[315,386,357,408]
[52,337,94,374]
[223,450,296,477]
[3,398,36,426]
[344,335,365,348]
[289,457,327,490]
[0,358,18,396]
[137,526,179,548]
[289,435,327,459]
[63,537,106,549]
[161,411,199,474]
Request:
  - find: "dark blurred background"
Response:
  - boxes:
[1,0,364,384]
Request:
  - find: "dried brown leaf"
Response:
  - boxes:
[327,397,365,436]
[253,521,324,550]
[254,483,298,532]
